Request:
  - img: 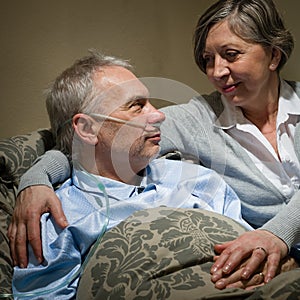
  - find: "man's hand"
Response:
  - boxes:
[210,229,288,287]
[211,259,266,290]
[7,185,68,268]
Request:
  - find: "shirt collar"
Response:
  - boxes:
[277,80,300,123]
[72,166,153,201]
[214,79,300,129]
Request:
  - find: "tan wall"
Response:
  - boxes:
[0,0,299,138]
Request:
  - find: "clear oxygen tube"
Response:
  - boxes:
[89,112,162,133]
[1,166,110,299]
[56,112,162,136]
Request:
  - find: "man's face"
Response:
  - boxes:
[92,66,165,174]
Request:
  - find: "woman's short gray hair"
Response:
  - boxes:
[194,0,294,73]
[45,50,132,156]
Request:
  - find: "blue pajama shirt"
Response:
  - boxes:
[13,158,251,299]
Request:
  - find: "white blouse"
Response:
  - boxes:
[215,80,300,198]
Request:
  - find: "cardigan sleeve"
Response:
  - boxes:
[261,189,300,250]
[17,150,71,194]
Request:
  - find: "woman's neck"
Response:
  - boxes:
[241,76,280,156]
[242,77,280,131]
[243,102,278,133]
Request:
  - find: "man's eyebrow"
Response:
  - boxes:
[124,95,149,104]
[131,93,150,101]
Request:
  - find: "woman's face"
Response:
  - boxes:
[203,20,279,109]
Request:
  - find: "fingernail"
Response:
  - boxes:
[211,266,218,274]
[223,265,230,273]
[20,263,25,269]
[242,270,250,279]
[215,279,226,289]
[211,274,221,282]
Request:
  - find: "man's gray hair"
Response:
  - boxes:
[45,50,132,156]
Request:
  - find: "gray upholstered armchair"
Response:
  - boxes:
[0,129,54,296]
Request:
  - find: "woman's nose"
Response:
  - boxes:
[212,56,230,80]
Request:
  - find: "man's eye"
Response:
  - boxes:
[129,101,145,111]
[130,102,143,108]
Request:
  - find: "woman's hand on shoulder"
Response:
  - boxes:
[7,185,68,268]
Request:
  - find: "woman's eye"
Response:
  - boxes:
[203,55,214,69]
[203,55,213,64]
[225,51,239,62]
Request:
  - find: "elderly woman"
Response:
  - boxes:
[160,0,300,289]
[8,0,300,290]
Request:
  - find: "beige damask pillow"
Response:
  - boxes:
[77,207,249,300]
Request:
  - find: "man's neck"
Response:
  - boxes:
[96,167,146,186]
[80,157,147,186]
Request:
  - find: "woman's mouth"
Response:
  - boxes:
[222,82,240,94]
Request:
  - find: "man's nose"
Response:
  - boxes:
[146,104,165,124]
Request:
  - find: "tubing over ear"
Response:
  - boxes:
[72,113,99,145]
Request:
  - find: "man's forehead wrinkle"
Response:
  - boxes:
[116,80,150,100]
[93,69,115,91]
[98,79,149,101]
[91,67,150,113]
[93,66,145,89]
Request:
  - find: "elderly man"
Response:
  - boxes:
[12,52,250,299]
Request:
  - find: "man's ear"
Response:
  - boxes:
[73,113,99,145]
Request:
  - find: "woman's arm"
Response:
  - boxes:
[8,150,71,267]
[17,150,71,192]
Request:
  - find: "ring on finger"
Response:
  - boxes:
[258,272,265,283]
[254,246,267,255]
